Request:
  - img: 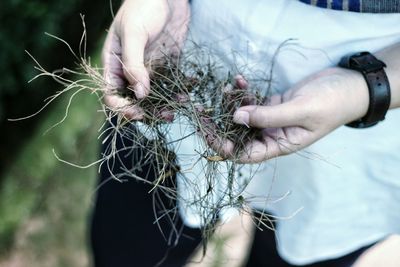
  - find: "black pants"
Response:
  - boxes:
[90,124,371,267]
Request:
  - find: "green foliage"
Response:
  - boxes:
[1,0,80,103]
[0,0,120,263]
[0,88,104,265]
[0,0,118,175]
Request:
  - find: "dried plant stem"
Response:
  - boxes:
[19,21,298,259]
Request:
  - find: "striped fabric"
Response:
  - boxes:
[299,0,400,12]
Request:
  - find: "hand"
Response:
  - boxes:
[102,0,190,120]
[215,68,370,163]
[352,235,400,267]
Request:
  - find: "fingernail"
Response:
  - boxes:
[235,75,248,89]
[135,84,146,99]
[233,111,249,125]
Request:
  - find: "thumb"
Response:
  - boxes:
[121,31,150,99]
[233,102,306,128]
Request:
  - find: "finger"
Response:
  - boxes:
[175,93,190,103]
[238,129,300,163]
[102,27,126,93]
[222,84,236,114]
[241,92,257,106]
[102,29,145,120]
[198,114,235,159]
[264,94,282,106]
[223,79,255,112]
[157,107,175,122]
[238,136,287,163]
[208,136,236,159]
[207,135,236,160]
[233,102,306,129]
[121,28,151,99]
[104,94,144,120]
[235,114,315,163]
[234,75,248,90]
[234,75,257,106]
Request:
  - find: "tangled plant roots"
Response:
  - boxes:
[21,22,295,255]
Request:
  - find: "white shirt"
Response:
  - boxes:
[167,0,400,264]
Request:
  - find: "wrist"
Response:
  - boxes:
[167,0,190,10]
[337,67,370,123]
[321,67,370,125]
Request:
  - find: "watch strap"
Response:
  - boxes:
[339,52,391,128]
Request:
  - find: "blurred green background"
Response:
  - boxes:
[0,1,120,266]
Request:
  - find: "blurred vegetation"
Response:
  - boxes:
[0,89,104,266]
[0,0,120,175]
[0,0,120,265]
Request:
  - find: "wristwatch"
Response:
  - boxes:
[339,52,391,128]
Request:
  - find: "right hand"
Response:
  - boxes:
[208,68,370,163]
[102,0,190,120]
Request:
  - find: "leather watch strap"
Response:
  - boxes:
[339,52,391,128]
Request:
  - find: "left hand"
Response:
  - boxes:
[102,0,190,120]
[214,67,370,163]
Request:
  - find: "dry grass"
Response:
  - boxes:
[15,20,292,260]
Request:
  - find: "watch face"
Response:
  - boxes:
[349,52,368,66]
[349,52,386,73]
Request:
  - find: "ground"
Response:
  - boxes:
[0,89,103,267]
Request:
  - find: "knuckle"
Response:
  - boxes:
[103,95,115,108]
[250,108,269,128]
